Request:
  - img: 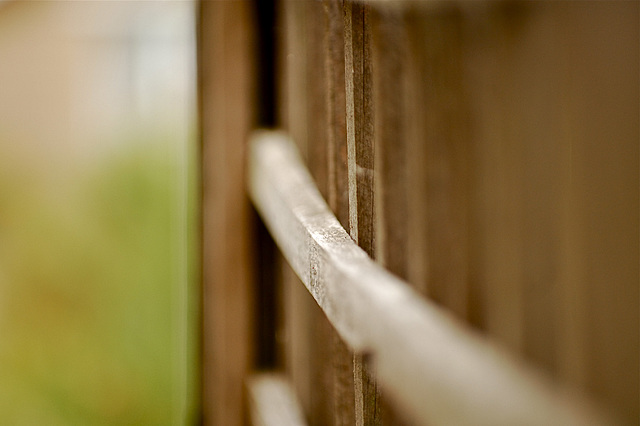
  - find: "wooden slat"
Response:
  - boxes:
[370,7,409,280]
[345,1,375,265]
[278,3,336,424]
[344,3,380,426]
[247,373,308,426]
[325,0,349,229]
[323,2,357,425]
[558,3,639,421]
[277,1,314,420]
[462,4,527,352]
[198,1,255,425]
[402,5,472,319]
[248,130,613,426]
[280,252,314,421]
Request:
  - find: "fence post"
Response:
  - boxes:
[198,1,256,424]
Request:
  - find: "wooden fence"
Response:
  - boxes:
[199,1,638,425]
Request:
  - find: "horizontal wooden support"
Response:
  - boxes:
[248,130,614,426]
[247,373,307,426]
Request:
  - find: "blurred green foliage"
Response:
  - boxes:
[0,138,185,425]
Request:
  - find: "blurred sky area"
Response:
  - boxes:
[0,1,197,424]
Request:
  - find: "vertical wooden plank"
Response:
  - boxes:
[199,1,255,425]
[278,1,322,424]
[405,6,471,319]
[560,3,639,422]
[279,0,308,158]
[462,5,526,351]
[306,3,336,424]
[281,254,313,422]
[464,2,568,374]
[370,6,423,425]
[371,6,409,281]
[507,3,565,375]
[306,0,330,195]
[277,1,307,417]
[325,0,349,228]
[402,6,430,299]
[553,1,589,397]
[345,1,375,258]
[345,3,380,426]
[280,2,348,424]
[323,2,356,426]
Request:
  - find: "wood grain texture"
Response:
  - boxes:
[199,1,255,425]
[345,1,375,260]
[275,2,638,424]
[247,373,308,426]
[325,0,349,230]
[323,3,356,425]
[344,3,380,425]
[248,131,613,426]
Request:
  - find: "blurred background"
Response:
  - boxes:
[0,1,197,424]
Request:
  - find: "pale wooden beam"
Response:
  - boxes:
[247,373,308,426]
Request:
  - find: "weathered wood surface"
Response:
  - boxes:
[272,1,637,424]
[247,373,308,426]
[248,131,613,426]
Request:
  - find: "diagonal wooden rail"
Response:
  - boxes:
[247,373,307,426]
[248,130,614,426]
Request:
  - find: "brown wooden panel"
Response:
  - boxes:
[272,2,639,424]
[249,131,613,426]
[458,5,638,422]
[199,1,256,425]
